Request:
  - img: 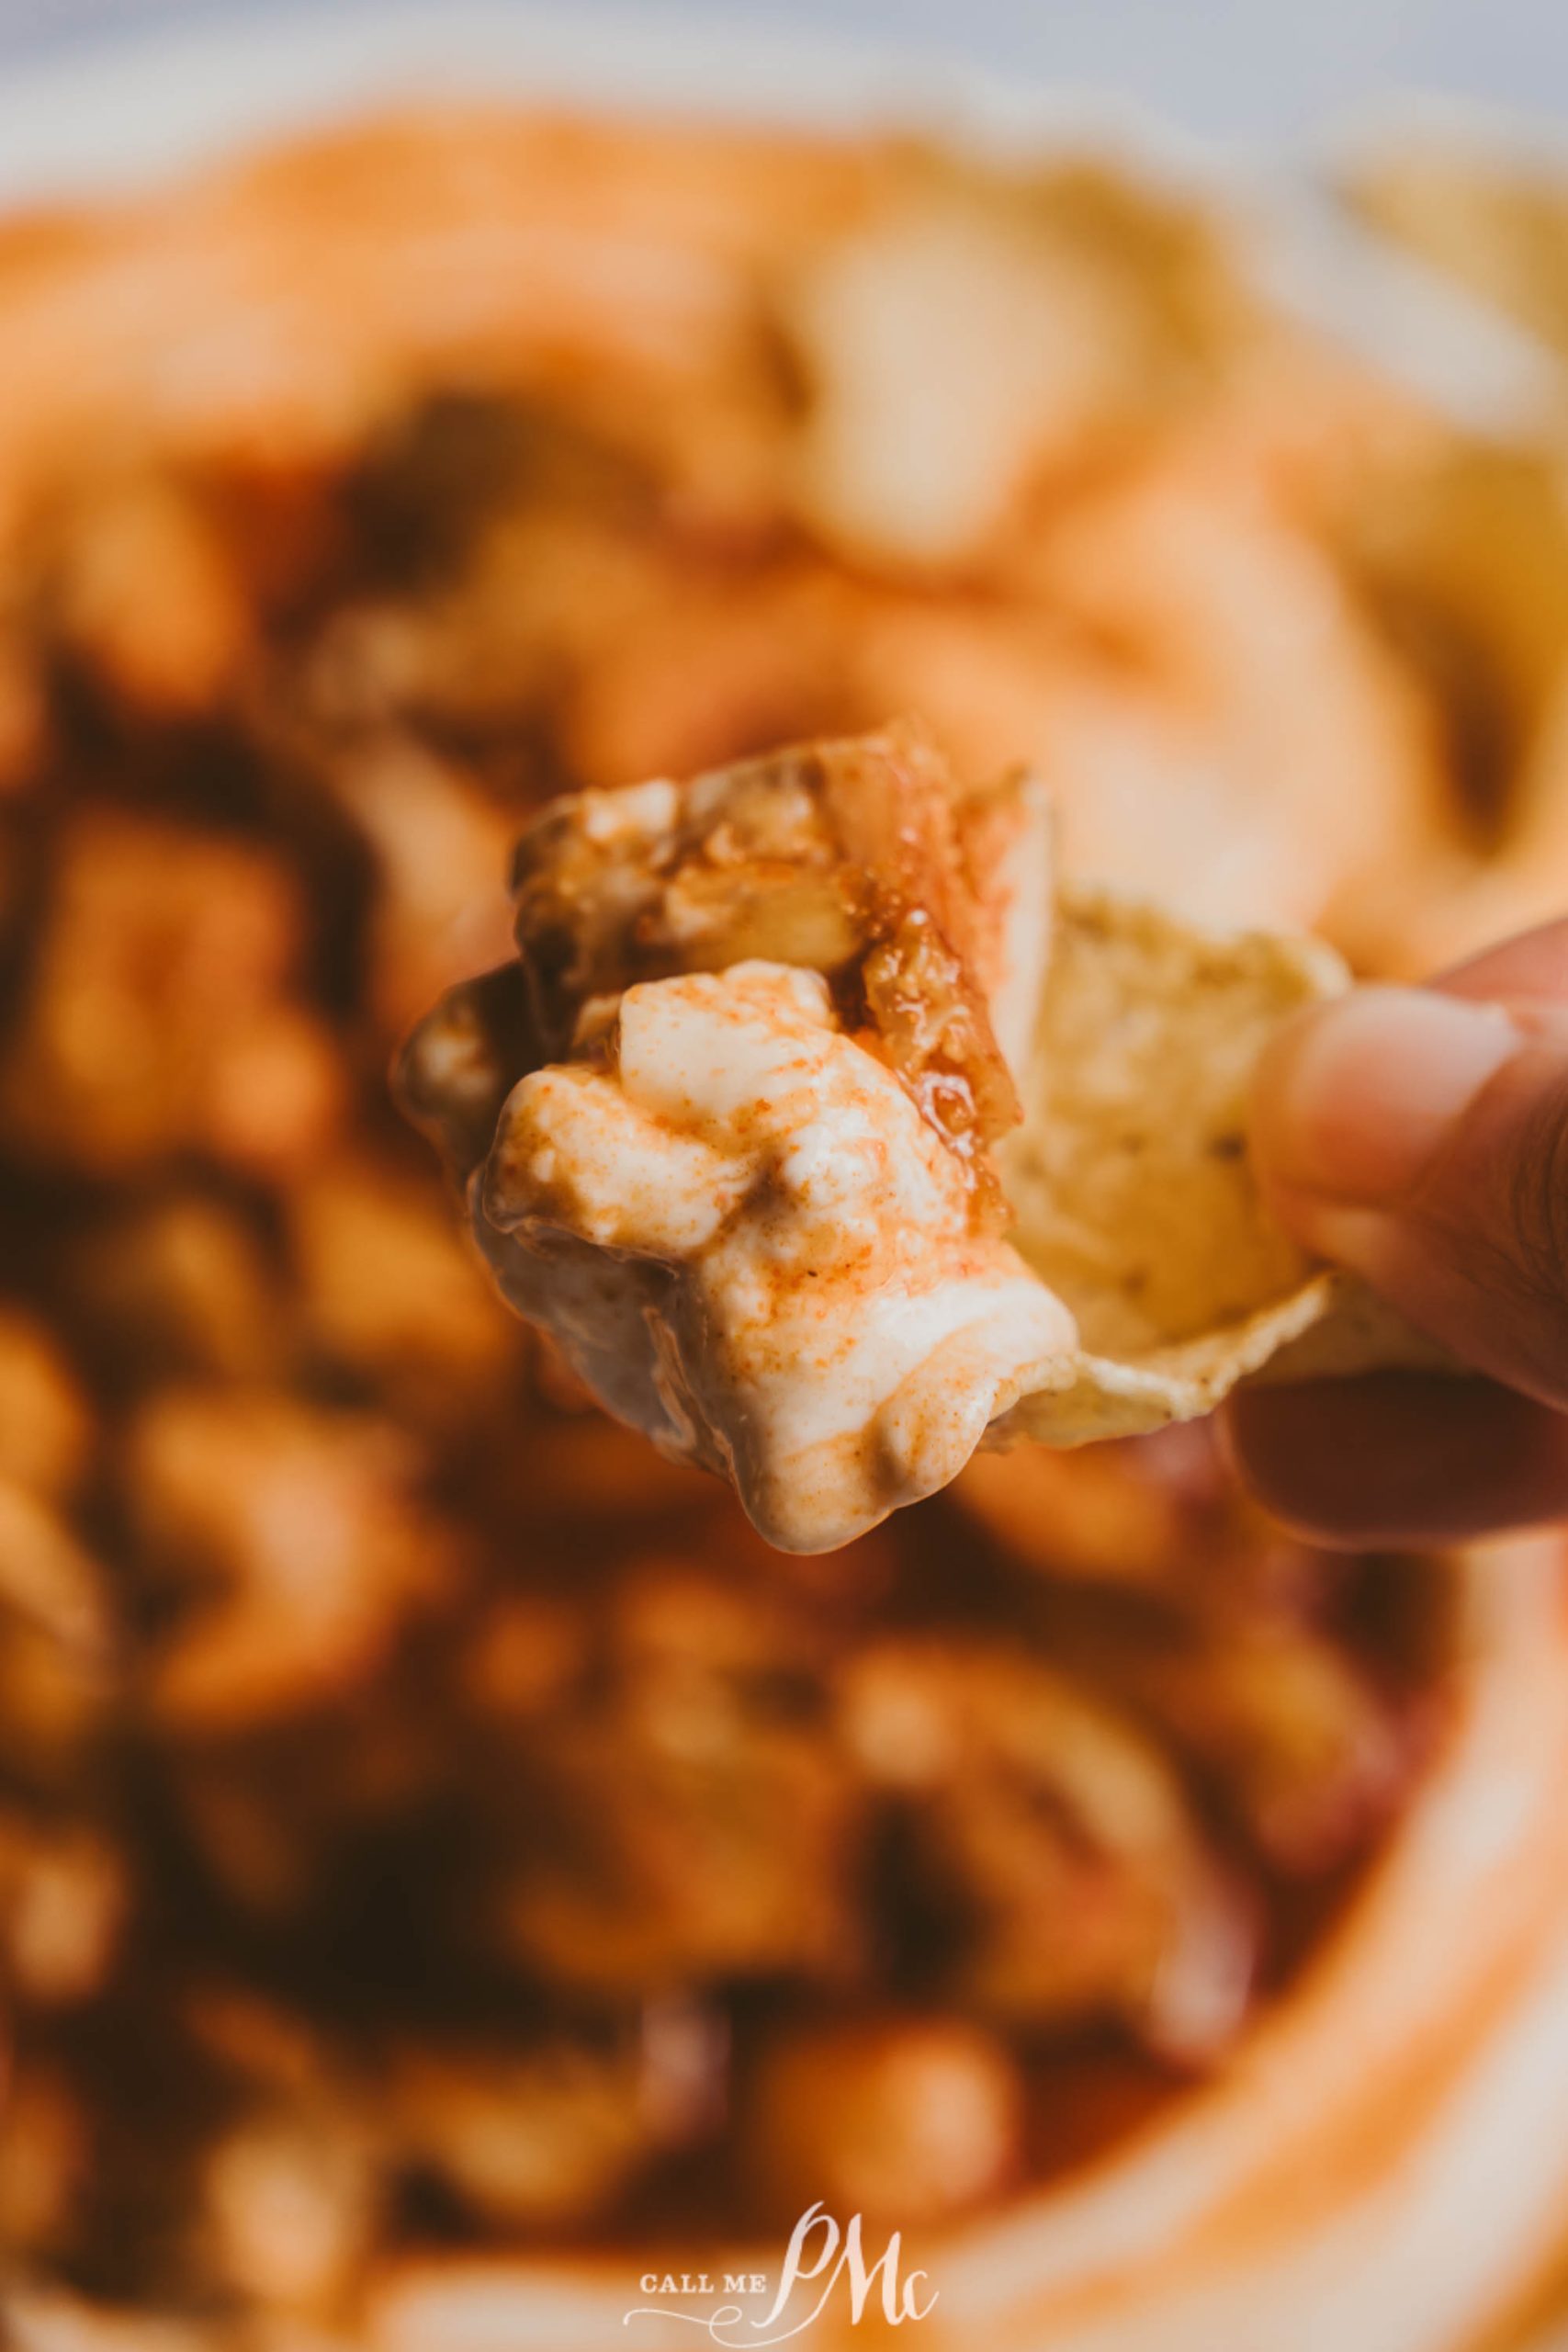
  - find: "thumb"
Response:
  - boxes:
[1250,981,1568,1413]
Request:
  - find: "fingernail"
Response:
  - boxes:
[1253,986,1521,1204]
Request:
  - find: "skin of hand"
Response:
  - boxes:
[1222,920,1568,1545]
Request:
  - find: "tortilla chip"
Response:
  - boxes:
[994,886,1445,1449]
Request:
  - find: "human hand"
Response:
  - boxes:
[1223,922,1568,1544]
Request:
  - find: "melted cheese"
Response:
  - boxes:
[480,961,1075,1551]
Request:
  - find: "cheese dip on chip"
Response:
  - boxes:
[401,725,1440,1549]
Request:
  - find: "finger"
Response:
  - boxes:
[1221,1373,1568,1547]
[1436,915,1568,1004]
[1249,982,1568,1412]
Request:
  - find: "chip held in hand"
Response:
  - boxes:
[399,725,1441,1551]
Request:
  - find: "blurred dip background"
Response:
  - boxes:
[0,8,1566,2352]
